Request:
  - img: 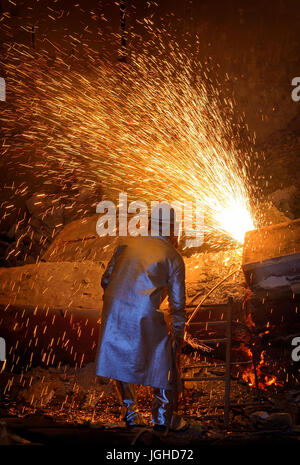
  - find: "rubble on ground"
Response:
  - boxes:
[0,360,299,445]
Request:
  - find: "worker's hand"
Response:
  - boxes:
[172,337,183,352]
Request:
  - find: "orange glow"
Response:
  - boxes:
[240,347,282,390]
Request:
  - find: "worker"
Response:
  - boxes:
[95,205,187,431]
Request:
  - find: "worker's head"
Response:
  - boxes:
[149,202,180,247]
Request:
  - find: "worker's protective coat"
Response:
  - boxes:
[95,235,186,390]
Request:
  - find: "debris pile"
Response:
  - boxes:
[0,360,299,445]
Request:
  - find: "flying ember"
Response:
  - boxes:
[0,29,255,253]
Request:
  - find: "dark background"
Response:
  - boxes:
[1,0,300,141]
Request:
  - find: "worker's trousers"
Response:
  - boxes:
[114,380,174,427]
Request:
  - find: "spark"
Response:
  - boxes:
[0,17,255,266]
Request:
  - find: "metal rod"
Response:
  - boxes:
[224,297,233,429]
[190,338,228,344]
[189,321,228,326]
[251,346,261,403]
[183,360,253,369]
[182,376,225,382]
[186,268,240,326]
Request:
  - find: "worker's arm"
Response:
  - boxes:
[101,245,124,290]
[167,258,186,349]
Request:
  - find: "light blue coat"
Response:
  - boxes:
[95,235,186,390]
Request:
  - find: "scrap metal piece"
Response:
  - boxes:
[242,218,300,295]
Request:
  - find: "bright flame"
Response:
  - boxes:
[240,347,282,390]
[215,200,254,243]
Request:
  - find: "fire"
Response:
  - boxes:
[265,376,276,386]
[240,346,282,390]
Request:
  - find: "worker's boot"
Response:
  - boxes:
[152,388,188,432]
[114,380,145,427]
[169,412,188,432]
[152,388,173,430]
